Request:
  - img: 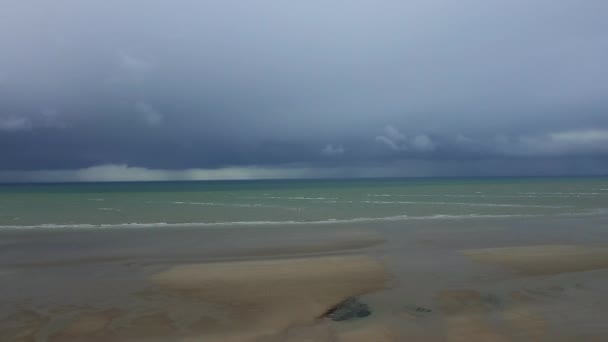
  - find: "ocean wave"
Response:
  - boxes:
[555,208,608,217]
[172,201,265,208]
[0,213,543,230]
[367,194,584,199]
[368,194,496,198]
[170,201,297,210]
[238,196,338,200]
[518,192,601,195]
[97,208,121,212]
[360,200,571,209]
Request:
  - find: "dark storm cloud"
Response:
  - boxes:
[1,0,608,180]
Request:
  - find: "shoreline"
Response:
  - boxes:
[3,215,608,340]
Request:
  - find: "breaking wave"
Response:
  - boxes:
[360,200,571,209]
[0,213,541,230]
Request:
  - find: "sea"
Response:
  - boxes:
[4,177,608,340]
[1,176,607,229]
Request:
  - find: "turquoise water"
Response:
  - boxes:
[1,177,607,228]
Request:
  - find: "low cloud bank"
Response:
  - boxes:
[2,159,607,184]
[495,129,608,156]
[0,165,314,183]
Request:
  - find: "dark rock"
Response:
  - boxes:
[404,305,433,316]
[324,297,371,322]
[481,293,502,309]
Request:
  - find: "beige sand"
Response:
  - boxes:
[462,245,608,275]
[231,237,385,259]
[334,323,398,342]
[2,249,390,342]
[435,288,552,342]
[436,289,510,342]
[49,309,122,342]
[3,255,389,342]
[21,253,390,342]
[151,255,390,340]
[0,310,49,342]
[500,306,548,342]
[255,321,400,342]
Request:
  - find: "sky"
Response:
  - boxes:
[1,0,608,182]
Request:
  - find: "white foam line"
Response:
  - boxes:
[238,196,338,200]
[172,201,265,208]
[556,208,608,217]
[518,192,601,195]
[0,213,541,230]
[367,194,579,199]
[360,200,572,209]
[170,201,297,210]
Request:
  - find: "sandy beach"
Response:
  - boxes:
[3,214,608,341]
[1,230,394,342]
[463,245,608,276]
[35,254,389,342]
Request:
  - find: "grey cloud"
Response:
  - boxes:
[0,164,305,183]
[375,126,437,152]
[321,144,345,156]
[375,125,407,151]
[117,51,155,72]
[494,129,608,156]
[0,1,607,179]
[411,135,436,152]
[39,108,68,129]
[135,101,163,126]
[2,157,608,183]
[0,116,31,131]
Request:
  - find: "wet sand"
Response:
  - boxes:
[463,245,608,275]
[3,215,608,341]
[2,254,391,342]
[0,230,393,341]
[151,255,389,341]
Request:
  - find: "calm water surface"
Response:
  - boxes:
[0,177,607,228]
